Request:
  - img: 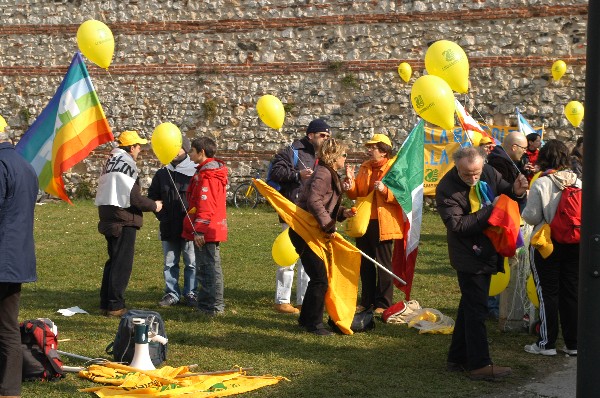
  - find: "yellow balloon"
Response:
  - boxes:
[564,100,584,127]
[76,20,115,70]
[489,258,511,296]
[410,75,456,130]
[151,123,182,164]
[527,274,539,308]
[272,228,299,267]
[256,94,285,130]
[397,62,412,83]
[551,60,567,81]
[425,40,470,93]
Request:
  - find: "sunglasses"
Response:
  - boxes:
[341,153,347,158]
[318,133,330,139]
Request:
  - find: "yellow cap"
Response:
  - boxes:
[479,136,493,145]
[365,133,392,147]
[531,224,554,259]
[117,130,148,146]
[0,115,7,132]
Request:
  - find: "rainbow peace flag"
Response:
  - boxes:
[16,52,113,204]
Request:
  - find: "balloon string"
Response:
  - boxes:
[466,97,522,174]
[106,70,139,133]
[164,166,199,236]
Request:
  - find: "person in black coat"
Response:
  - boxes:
[148,137,198,308]
[436,146,527,380]
[0,125,38,397]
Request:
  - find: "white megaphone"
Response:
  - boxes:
[129,318,159,370]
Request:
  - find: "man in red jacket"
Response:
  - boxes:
[182,137,228,316]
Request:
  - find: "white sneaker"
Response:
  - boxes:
[524,343,557,356]
[562,347,577,356]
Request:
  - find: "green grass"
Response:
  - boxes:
[21,201,567,397]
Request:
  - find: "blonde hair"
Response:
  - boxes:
[318,138,347,167]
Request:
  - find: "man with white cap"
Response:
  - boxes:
[95,130,163,317]
[0,115,38,397]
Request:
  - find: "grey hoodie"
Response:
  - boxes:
[522,170,581,237]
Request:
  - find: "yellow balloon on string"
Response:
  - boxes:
[397,62,412,83]
[551,60,567,81]
[272,228,299,267]
[76,20,115,69]
[489,258,511,296]
[151,123,182,164]
[410,75,456,130]
[425,40,470,93]
[256,95,285,130]
[564,101,584,127]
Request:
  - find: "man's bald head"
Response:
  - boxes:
[503,132,528,162]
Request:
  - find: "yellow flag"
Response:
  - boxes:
[253,179,362,334]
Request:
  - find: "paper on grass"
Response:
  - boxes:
[57,306,89,316]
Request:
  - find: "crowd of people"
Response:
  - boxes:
[0,110,585,393]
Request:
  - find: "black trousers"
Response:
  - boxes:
[356,220,393,310]
[0,283,22,396]
[101,226,137,311]
[531,242,579,350]
[448,271,492,371]
[288,228,328,330]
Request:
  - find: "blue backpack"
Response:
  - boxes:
[266,147,299,191]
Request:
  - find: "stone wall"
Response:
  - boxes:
[0,0,589,197]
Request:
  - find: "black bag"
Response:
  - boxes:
[328,310,375,334]
[20,318,64,381]
[105,309,167,367]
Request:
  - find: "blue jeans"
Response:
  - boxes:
[162,239,197,300]
[195,242,224,313]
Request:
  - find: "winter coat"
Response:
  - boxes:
[0,142,38,283]
[522,170,581,238]
[268,136,318,203]
[435,164,526,275]
[486,146,521,184]
[297,164,348,233]
[345,158,403,241]
[148,156,195,241]
[182,158,228,243]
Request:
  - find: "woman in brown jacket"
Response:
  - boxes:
[344,134,403,314]
[288,138,355,336]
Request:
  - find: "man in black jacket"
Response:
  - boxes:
[148,137,198,308]
[268,118,330,314]
[95,130,162,317]
[436,147,527,380]
[486,131,529,185]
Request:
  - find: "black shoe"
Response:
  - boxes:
[306,327,334,336]
[446,362,466,372]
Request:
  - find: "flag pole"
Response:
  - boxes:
[357,249,406,285]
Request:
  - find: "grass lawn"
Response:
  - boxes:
[20,200,568,397]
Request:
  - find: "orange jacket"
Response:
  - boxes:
[346,159,403,241]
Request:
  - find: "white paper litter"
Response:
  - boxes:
[57,306,89,316]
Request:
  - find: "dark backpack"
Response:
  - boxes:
[327,310,375,334]
[105,310,167,367]
[550,185,582,244]
[266,147,299,191]
[20,318,64,381]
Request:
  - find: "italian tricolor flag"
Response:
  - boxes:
[381,119,425,300]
